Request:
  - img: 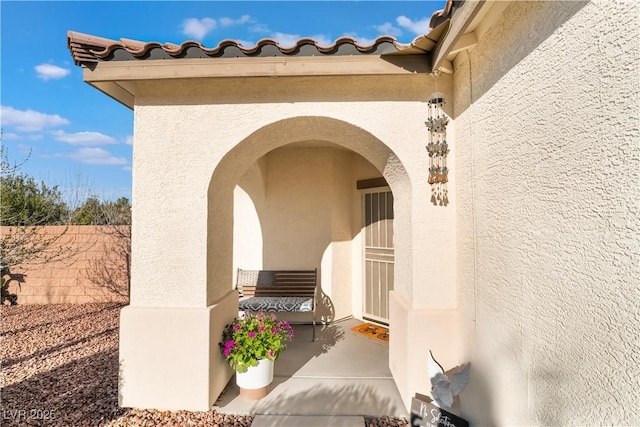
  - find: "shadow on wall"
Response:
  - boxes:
[85,226,131,303]
[456,359,496,426]
[1,269,24,305]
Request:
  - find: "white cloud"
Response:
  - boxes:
[219,15,251,27]
[2,132,21,140]
[182,17,217,40]
[122,166,133,172]
[271,32,332,47]
[52,130,117,146]
[35,63,71,81]
[396,16,431,35]
[271,32,300,47]
[250,23,271,34]
[1,105,69,132]
[375,22,403,37]
[0,132,43,141]
[355,36,377,46]
[67,147,128,165]
[124,135,133,145]
[312,35,333,46]
[219,17,234,27]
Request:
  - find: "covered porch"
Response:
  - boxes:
[214,319,408,419]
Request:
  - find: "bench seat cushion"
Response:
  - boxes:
[239,296,314,313]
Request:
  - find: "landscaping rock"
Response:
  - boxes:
[1,303,408,426]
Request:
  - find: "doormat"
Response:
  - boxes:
[351,323,389,344]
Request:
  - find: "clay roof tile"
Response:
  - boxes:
[67,30,412,66]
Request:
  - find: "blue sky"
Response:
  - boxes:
[1,1,444,201]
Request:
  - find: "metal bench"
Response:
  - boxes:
[236,268,318,341]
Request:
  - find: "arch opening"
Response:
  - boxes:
[206,116,413,317]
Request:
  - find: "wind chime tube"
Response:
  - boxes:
[425,87,449,206]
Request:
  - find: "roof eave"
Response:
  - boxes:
[431,0,513,74]
[84,79,135,110]
[81,54,431,108]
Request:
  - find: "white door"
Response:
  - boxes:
[363,189,394,324]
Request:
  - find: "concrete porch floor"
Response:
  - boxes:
[213,318,408,419]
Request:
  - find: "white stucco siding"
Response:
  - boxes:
[454,1,639,424]
[131,106,213,307]
[132,74,458,309]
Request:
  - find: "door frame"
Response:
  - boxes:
[361,186,394,325]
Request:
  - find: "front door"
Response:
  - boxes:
[363,189,394,324]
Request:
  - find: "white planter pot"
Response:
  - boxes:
[236,358,274,398]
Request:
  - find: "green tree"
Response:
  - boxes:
[101,196,131,225]
[71,196,131,225]
[73,196,103,225]
[0,146,71,267]
[1,174,67,226]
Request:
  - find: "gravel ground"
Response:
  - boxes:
[1,303,408,427]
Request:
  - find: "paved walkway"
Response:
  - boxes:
[251,415,365,427]
[213,318,408,418]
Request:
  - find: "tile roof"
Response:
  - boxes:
[430,0,455,30]
[67,32,410,66]
[67,1,456,67]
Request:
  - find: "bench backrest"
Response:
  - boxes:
[236,269,317,298]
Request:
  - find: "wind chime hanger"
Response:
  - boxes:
[429,70,445,104]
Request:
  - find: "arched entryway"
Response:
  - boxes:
[205,116,413,316]
[232,143,396,325]
[204,115,412,409]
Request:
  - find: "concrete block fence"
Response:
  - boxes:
[1,226,130,304]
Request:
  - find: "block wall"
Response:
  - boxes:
[1,226,129,304]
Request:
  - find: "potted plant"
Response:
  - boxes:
[220,312,294,399]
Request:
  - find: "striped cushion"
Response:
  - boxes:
[239,296,314,313]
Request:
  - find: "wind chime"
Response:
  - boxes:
[425,71,449,206]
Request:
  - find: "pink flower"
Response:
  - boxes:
[258,325,265,332]
[248,331,256,338]
[271,328,277,334]
[224,340,235,348]
[269,350,275,358]
[224,348,231,356]
[233,324,242,331]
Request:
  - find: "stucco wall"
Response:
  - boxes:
[233,145,390,322]
[1,226,129,304]
[453,1,639,424]
[128,74,460,409]
[131,73,457,309]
